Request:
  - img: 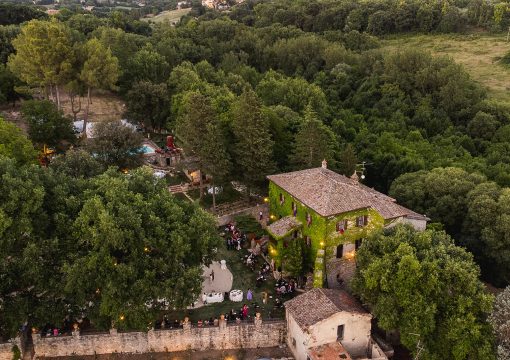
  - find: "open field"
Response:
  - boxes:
[142,8,191,24]
[382,33,510,104]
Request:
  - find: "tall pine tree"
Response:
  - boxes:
[176,91,231,206]
[291,105,336,169]
[231,90,275,198]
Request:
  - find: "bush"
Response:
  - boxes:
[234,214,266,238]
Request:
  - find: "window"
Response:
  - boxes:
[355,238,363,250]
[306,213,312,226]
[336,219,348,233]
[337,325,344,340]
[279,193,284,205]
[356,215,368,227]
[336,244,343,259]
[292,337,296,347]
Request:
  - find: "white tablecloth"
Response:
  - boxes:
[220,260,227,270]
[229,289,243,302]
[205,292,224,304]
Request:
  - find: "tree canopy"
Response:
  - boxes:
[353,225,495,360]
[0,159,220,338]
[0,117,37,165]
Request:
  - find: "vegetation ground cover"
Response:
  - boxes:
[141,8,191,24]
[382,33,510,104]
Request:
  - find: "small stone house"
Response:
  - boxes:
[285,288,388,360]
[266,161,428,286]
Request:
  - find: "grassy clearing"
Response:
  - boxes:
[142,8,191,24]
[381,33,510,104]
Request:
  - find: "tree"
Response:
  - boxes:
[0,161,220,337]
[8,19,75,108]
[390,167,485,235]
[126,81,170,132]
[64,167,220,330]
[87,120,144,169]
[80,38,120,138]
[231,90,275,197]
[124,46,170,86]
[0,64,21,107]
[339,143,357,176]
[50,149,104,178]
[200,119,231,210]
[490,286,510,359]
[176,92,216,200]
[0,117,37,165]
[21,100,75,148]
[352,225,495,360]
[291,105,336,169]
[465,187,510,286]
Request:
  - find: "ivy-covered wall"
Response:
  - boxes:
[268,182,327,268]
[268,181,387,286]
[324,208,385,259]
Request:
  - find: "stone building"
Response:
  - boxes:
[266,161,428,286]
[285,288,389,360]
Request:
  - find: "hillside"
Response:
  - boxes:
[141,8,191,24]
[382,33,510,104]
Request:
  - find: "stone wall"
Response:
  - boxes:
[0,337,21,360]
[32,319,286,358]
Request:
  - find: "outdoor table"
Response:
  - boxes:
[229,289,243,302]
[206,292,224,304]
[220,260,227,270]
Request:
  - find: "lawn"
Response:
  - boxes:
[142,8,191,24]
[381,32,510,104]
[162,241,294,325]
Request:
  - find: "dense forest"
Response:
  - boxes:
[2,0,510,357]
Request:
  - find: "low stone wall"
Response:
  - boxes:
[0,338,21,360]
[32,319,286,358]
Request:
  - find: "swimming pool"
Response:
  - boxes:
[140,144,156,154]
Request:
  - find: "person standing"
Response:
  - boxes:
[259,211,263,221]
[247,289,253,301]
[242,304,248,319]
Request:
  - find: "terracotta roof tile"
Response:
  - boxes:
[266,216,302,238]
[285,288,369,330]
[267,168,428,220]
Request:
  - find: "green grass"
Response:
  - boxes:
[141,8,191,24]
[162,242,293,324]
[188,183,245,209]
[381,32,510,105]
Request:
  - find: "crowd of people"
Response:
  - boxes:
[224,223,246,251]
[275,278,296,295]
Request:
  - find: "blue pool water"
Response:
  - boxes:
[140,145,156,154]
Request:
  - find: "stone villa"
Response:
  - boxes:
[285,288,390,360]
[266,161,429,286]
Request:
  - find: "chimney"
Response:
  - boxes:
[321,159,327,169]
